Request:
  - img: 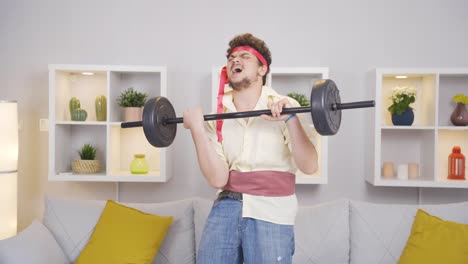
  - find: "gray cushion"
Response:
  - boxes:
[350,200,468,264]
[43,196,195,264]
[194,197,350,264]
[0,220,69,264]
[127,200,195,264]
[42,197,105,261]
[293,199,350,264]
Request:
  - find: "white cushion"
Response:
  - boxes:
[0,220,69,264]
[43,196,195,264]
[350,200,468,264]
[293,199,350,264]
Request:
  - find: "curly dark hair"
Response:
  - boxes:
[226,33,272,85]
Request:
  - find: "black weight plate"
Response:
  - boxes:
[310,79,341,135]
[142,97,177,148]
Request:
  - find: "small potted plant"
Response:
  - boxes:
[450,93,468,126]
[116,87,148,122]
[452,93,468,105]
[387,86,417,126]
[72,144,100,174]
[287,92,310,107]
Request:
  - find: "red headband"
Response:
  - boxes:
[216,46,268,142]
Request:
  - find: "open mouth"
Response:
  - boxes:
[232,66,242,75]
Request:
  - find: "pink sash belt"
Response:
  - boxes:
[223,170,296,196]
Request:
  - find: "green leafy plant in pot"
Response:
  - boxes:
[116,87,148,122]
[450,93,468,126]
[72,144,100,174]
[388,86,416,126]
[287,92,310,107]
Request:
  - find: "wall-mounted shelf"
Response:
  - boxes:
[367,68,468,188]
[48,64,170,182]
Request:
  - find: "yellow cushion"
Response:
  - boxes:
[398,209,468,264]
[75,200,173,264]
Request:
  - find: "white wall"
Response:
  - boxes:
[2,0,468,231]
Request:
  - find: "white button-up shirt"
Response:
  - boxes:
[206,85,316,225]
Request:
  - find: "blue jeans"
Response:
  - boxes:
[197,198,295,264]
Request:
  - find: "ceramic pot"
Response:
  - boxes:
[391,108,414,126]
[450,103,468,126]
[124,107,142,122]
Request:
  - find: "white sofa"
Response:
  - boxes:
[1,196,468,264]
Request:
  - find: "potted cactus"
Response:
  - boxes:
[116,87,148,122]
[72,144,100,174]
[69,97,88,121]
[95,95,107,121]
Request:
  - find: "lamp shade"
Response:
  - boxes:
[0,101,18,239]
[0,101,18,171]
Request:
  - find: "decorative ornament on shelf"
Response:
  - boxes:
[448,146,465,180]
[130,154,149,174]
[450,94,468,126]
[95,95,107,121]
[388,86,416,126]
[71,108,87,121]
[69,97,87,121]
[382,162,394,179]
[116,87,148,122]
[69,97,80,115]
[408,163,419,179]
[72,144,100,174]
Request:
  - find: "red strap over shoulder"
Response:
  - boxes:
[216,66,228,142]
[216,46,268,142]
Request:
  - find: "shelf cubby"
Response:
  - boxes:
[380,129,435,181]
[54,70,107,122]
[438,74,468,126]
[381,74,436,127]
[53,124,107,176]
[437,129,468,182]
[109,124,164,180]
[109,71,163,122]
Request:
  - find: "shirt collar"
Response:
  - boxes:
[221,85,282,113]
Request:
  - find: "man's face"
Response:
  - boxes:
[227,50,266,90]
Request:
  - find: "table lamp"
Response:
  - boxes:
[0,101,18,239]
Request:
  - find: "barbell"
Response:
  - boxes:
[121,79,375,148]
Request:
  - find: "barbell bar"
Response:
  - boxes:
[121,79,375,148]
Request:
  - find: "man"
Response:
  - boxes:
[183,33,318,264]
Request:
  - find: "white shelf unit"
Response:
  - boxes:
[367,68,468,188]
[48,65,170,182]
[211,67,329,184]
